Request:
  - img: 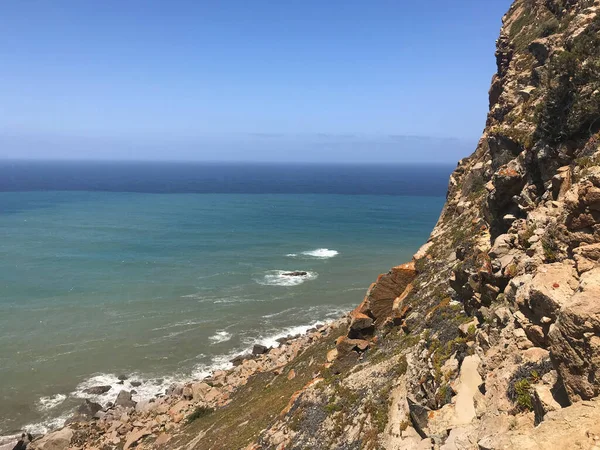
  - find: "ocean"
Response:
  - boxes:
[0,161,451,435]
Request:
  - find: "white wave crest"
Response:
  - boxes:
[71,373,178,406]
[37,394,67,411]
[287,248,339,259]
[256,270,318,287]
[209,330,232,344]
[24,412,72,435]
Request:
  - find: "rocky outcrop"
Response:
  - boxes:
[350,262,417,329]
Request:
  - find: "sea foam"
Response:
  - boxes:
[256,270,318,287]
[287,248,339,259]
[209,330,232,344]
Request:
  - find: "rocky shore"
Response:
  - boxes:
[0,318,348,450]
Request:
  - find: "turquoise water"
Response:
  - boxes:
[0,191,444,434]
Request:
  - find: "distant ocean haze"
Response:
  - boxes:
[0,161,450,434]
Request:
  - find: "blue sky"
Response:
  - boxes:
[0,0,512,162]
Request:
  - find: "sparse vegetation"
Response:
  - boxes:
[186,406,213,423]
[507,359,554,411]
[535,15,600,143]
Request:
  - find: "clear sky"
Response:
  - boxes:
[0,0,512,162]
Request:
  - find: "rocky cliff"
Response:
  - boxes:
[14,1,600,449]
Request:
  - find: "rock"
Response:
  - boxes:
[453,355,483,425]
[182,386,193,400]
[523,262,578,322]
[335,336,370,356]
[252,344,269,355]
[155,433,171,446]
[231,354,252,366]
[326,348,338,362]
[552,166,572,200]
[459,317,479,337]
[66,399,103,424]
[352,262,417,326]
[493,306,512,326]
[191,382,211,402]
[549,277,600,402]
[486,397,600,449]
[407,398,431,438]
[83,385,112,395]
[574,243,600,273]
[533,384,561,425]
[130,380,142,387]
[123,428,151,450]
[287,369,296,380]
[29,428,73,450]
[348,311,374,339]
[528,39,550,64]
[281,271,307,277]
[118,374,129,381]
[115,390,136,409]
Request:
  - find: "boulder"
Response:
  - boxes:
[115,390,136,409]
[348,311,374,339]
[83,385,111,395]
[521,263,578,322]
[533,384,561,425]
[252,344,269,355]
[335,336,370,356]
[29,428,73,450]
[65,399,103,424]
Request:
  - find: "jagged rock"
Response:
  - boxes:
[65,399,103,424]
[533,384,562,424]
[335,336,370,355]
[115,390,136,409]
[352,262,417,325]
[407,398,431,438]
[348,311,374,339]
[252,344,269,355]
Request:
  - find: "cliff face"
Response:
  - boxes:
[20,1,600,450]
[252,0,600,448]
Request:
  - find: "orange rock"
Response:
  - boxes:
[336,336,370,355]
[352,262,417,326]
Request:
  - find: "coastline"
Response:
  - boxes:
[0,314,350,449]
